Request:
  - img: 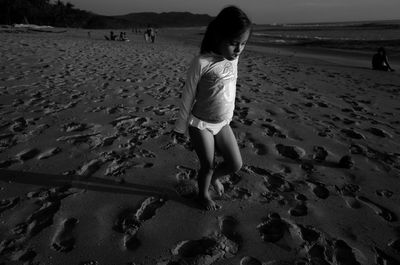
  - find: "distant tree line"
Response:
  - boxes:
[0,0,213,28]
[0,0,97,27]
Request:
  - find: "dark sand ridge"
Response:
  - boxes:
[0,28,400,264]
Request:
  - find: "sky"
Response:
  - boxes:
[67,0,400,24]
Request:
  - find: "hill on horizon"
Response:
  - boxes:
[0,0,213,29]
[115,12,213,28]
[85,11,214,29]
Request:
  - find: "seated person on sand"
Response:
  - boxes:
[118,31,129,41]
[372,47,395,72]
[104,31,117,41]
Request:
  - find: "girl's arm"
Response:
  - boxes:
[174,57,202,134]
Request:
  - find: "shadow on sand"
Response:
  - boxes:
[0,169,198,209]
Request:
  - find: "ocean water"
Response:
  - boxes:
[251,20,400,52]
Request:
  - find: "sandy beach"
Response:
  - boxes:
[0,28,400,265]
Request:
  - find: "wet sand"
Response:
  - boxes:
[0,28,400,265]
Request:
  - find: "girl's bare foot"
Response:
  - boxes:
[198,195,220,211]
[212,178,224,197]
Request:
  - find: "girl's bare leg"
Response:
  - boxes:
[212,125,242,195]
[188,126,219,210]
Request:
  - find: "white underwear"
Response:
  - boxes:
[188,115,230,135]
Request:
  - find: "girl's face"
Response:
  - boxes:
[217,29,250,61]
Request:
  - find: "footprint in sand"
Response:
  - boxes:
[257,213,287,243]
[341,129,365,140]
[25,200,63,238]
[171,234,238,264]
[308,181,330,199]
[52,218,78,252]
[218,173,241,193]
[349,144,367,155]
[77,159,103,177]
[335,183,361,209]
[297,224,320,244]
[219,216,242,244]
[1,187,77,260]
[113,209,141,250]
[376,189,393,198]
[174,165,198,198]
[317,128,333,138]
[313,146,328,162]
[242,165,270,176]
[114,196,166,250]
[388,238,400,252]
[289,194,308,217]
[338,155,355,169]
[357,196,397,222]
[333,240,362,265]
[61,122,89,132]
[261,123,286,138]
[290,222,361,264]
[231,187,252,200]
[301,162,315,173]
[367,127,392,138]
[289,203,308,217]
[56,133,99,145]
[308,244,330,265]
[247,135,268,156]
[8,248,37,263]
[16,148,40,161]
[264,173,293,193]
[374,247,400,265]
[37,147,61,160]
[135,196,166,223]
[240,256,263,265]
[0,197,20,213]
[261,190,283,204]
[336,183,360,197]
[10,117,28,132]
[275,144,305,160]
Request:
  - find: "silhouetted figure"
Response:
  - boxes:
[150,28,156,43]
[372,47,395,72]
[118,31,129,41]
[144,27,156,43]
[104,31,117,41]
[110,31,116,41]
[144,28,150,42]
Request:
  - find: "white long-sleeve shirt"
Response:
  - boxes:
[174,53,238,134]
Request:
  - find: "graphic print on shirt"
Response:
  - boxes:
[220,61,235,102]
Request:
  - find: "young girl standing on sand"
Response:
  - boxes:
[173,6,252,210]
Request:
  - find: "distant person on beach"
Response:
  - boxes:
[372,47,395,72]
[150,28,156,43]
[110,31,116,41]
[105,31,117,41]
[144,28,150,42]
[172,6,252,210]
[118,31,129,41]
[144,27,156,43]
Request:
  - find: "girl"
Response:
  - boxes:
[173,6,252,210]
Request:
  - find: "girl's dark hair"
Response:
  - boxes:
[200,6,252,54]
